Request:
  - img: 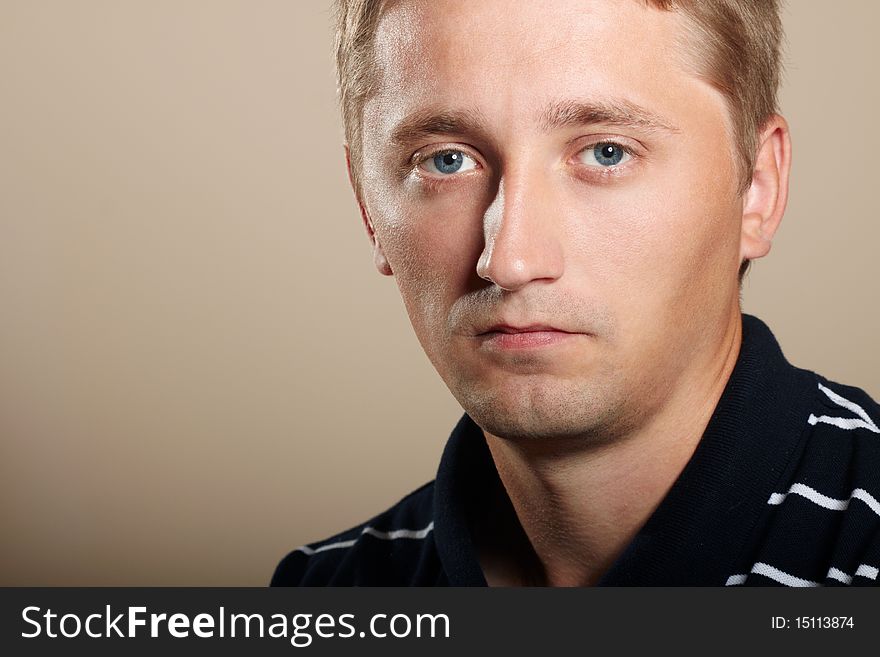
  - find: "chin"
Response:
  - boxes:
[452,377,623,444]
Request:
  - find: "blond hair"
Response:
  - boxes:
[333,0,784,282]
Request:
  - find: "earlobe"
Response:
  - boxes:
[740,114,792,263]
[372,239,393,276]
[358,197,394,276]
[344,144,393,277]
[358,196,395,278]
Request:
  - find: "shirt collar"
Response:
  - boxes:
[432,313,815,586]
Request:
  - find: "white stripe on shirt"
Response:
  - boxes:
[749,562,820,587]
[728,562,878,586]
[808,383,879,433]
[767,483,880,519]
[296,521,435,555]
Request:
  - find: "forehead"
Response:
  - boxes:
[366,0,702,134]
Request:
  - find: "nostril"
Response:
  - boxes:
[476,248,494,284]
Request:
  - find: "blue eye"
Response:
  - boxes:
[579,142,631,167]
[421,149,478,176]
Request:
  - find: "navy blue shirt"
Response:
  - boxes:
[271,314,880,586]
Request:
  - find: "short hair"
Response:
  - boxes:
[333,0,785,284]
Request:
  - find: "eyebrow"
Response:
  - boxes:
[389,98,679,147]
[539,98,680,135]
[390,108,491,148]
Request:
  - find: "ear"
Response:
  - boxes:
[344,144,393,276]
[739,114,792,262]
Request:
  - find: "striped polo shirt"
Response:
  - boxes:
[271,313,880,586]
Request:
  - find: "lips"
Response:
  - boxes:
[475,325,578,350]
[479,323,572,335]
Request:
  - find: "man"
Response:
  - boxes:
[272,0,880,586]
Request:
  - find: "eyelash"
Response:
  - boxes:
[575,140,638,179]
[411,140,638,181]
[412,148,480,178]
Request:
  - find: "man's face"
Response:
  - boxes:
[356,0,746,442]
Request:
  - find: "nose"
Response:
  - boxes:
[476,169,565,292]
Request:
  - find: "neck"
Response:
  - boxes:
[476,309,743,587]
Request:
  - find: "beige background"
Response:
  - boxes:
[1,1,877,585]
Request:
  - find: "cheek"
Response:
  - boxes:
[386,186,484,281]
[659,158,741,291]
[565,168,740,360]
[557,181,670,301]
[592,158,738,295]
[367,182,487,334]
